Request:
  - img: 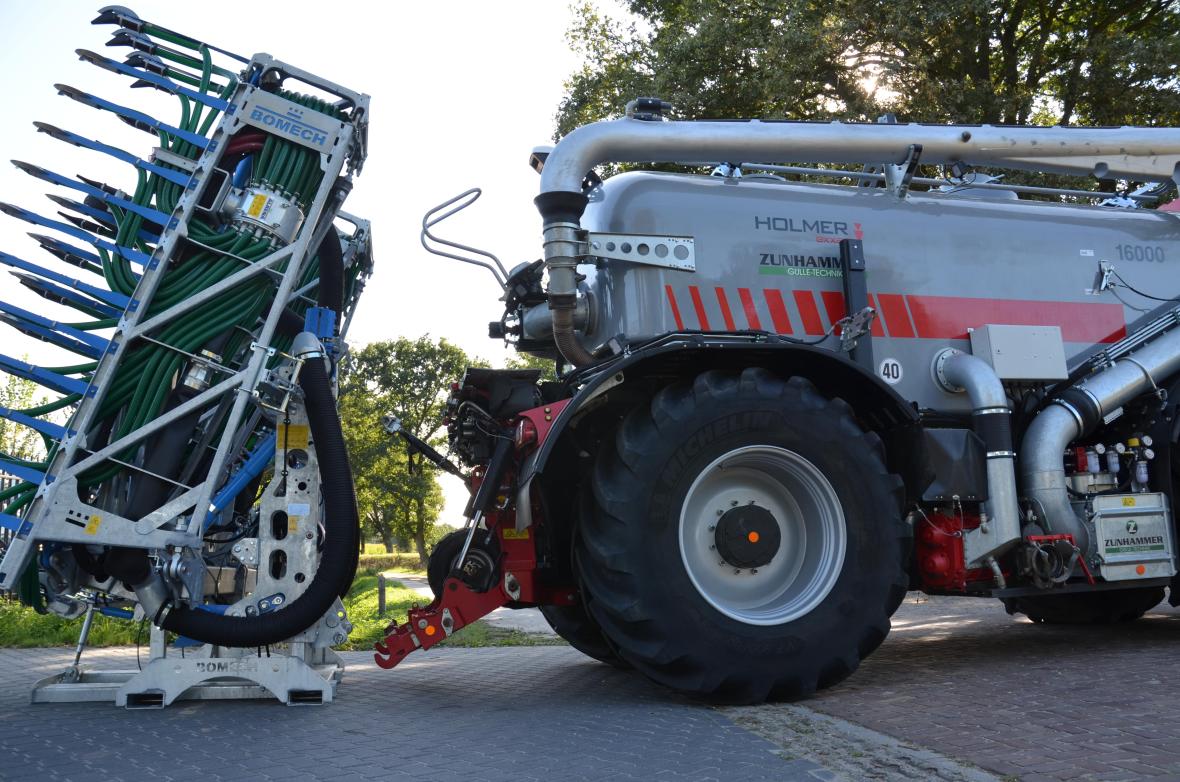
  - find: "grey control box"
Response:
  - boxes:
[968,324,1069,381]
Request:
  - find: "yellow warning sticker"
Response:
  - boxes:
[247,194,268,218]
[1123,497,1137,507]
[502,528,530,540]
[84,515,102,535]
[278,423,309,449]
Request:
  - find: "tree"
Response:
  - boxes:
[338,337,473,564]
[0,371,48,465]
[558,1,1180,136]
[505,351,560,383]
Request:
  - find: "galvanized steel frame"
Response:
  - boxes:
[0,55,369,591]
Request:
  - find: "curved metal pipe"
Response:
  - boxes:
[539,118,1180,196]
[1022,326,1180,555]
[936,350,1020,565]
[1022,404,1088,550]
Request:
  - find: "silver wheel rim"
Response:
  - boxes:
[678,445,846,626]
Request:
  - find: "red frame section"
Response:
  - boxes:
[373,401,574,670]
[915,510,995,592]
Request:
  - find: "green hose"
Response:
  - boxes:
[4,40,353,509]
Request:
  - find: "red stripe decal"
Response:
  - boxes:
[715,287,736,331]
[820,291,846,334]
[906,295,1127,344]
[793,290,825,335]
[689,285,711,330]
[738,288,763,330]
[865,294,886,337]
[665,285,684,330]
[818,291,885,337]
[877,293,915,338]
[763,289,793,334]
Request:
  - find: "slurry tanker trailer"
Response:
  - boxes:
[2,9,1180,706]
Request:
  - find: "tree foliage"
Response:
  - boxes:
[338,337,473,564]
[505,351,560,383]
[559,0,1180,135]
[0,372,48,465]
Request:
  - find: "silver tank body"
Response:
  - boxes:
[576,171,1180,412]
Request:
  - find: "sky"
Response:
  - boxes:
[0,0,613,524]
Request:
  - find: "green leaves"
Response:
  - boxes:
[338,337,475,562]
[559,0,1180,133]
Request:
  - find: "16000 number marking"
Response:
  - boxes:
[1116,244,1165,263]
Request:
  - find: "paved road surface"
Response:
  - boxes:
[4,592,1180,780]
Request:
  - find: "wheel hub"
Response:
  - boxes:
[715,505,780,569]
[678,445,847,626]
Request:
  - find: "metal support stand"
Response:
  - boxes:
[30,624,343,708]
[839,238,874,371]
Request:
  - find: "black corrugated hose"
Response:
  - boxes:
[157,352,359,646]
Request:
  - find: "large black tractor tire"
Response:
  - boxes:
[576,369,910,704]
[1003,587,1165,625]
[540,602,630,669]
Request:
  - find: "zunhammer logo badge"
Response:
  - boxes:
[1103,533,1164,554]
[1127,520,1139,534]
[758,252,844,277]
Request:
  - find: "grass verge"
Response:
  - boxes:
[339,572,564,650]
[0,574,563,650]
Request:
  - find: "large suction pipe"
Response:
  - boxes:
[535,117,1180,365]
[1022,328,1180,554]
[540,119,1180,197]
[935,350,1021,566]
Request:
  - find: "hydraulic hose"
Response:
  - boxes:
[131,342,359,646]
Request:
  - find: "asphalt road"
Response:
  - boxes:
[3,592,1180,781]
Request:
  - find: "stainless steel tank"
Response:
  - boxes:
[575,171,1180,410]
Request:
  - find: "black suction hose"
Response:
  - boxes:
[271,228,357,597]
[277,227,344,338]
[155,353,359,646]
[316,224,344,318]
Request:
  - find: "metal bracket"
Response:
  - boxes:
[884,144,923,199]
[231,537,259,566]
[504,571,521,601]
[839,307,877,354]
[1090,260,1115,295]
[586,233,695,271]
[838,238,874,370]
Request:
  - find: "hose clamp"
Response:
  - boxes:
[1054,399,1086,431]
